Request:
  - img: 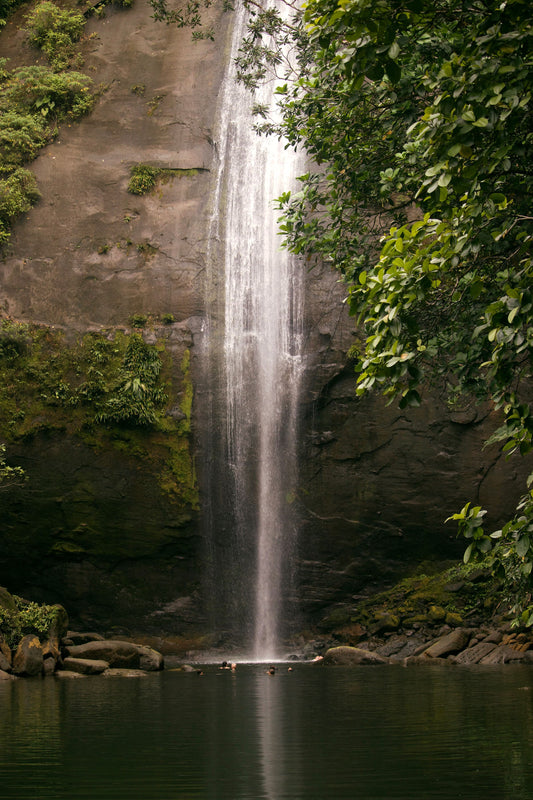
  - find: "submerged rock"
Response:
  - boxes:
[55,670,87,679]
[102,668,149,678]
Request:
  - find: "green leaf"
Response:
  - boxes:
[384,58,401,83]
[516,536,530,558]
[388,41,400,59]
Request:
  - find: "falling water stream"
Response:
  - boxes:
[205,0,304,659]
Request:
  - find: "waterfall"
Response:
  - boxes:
[204,0,304,659]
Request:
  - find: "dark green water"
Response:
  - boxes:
[1,663,532,800]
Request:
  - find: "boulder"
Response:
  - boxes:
[371,612,400,634]
[13,635,44,676]
[43,658,57,676]
[402,614,430,628]
[0,638,11,664]
[482,630,504,644]
[47,605,69,641]
[428,605,446,622]
[0,669,17,680]
[0,649,11,673]
[479,645,527,665]
[445,612,464,627]
[63,631,105,645]
[323,646,389,665]
[41,638,60,676]
[64,640,164,671]
[138,646,164,671]
[0,586,16,612]
[0,653,12,672]
[454,642,498,665]
[378,636,428,661]
[422,628,471,659]
[403,654,455,666]
[62,657,109,675]
[42,638,61,661]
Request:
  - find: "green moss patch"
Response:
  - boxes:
[127,164,205,195]
[333,561,504,636]
[0,319,198,515]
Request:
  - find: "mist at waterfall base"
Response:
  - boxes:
[2,664,532,800]
[202,0,305,659]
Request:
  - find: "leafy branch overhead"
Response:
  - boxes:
[277,0,532,624]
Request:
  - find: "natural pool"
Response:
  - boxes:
[1,662,532,800]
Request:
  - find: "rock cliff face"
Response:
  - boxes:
[0,1,229,634]
[1,2,225,329]
[296,261,530,626]
[0,2,529,638]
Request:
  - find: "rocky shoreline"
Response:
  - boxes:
[1,585,167,680]
[2,580,533,679]
[317,625,533,667]
[0,628,166,681]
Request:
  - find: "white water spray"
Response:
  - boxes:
[206,1,304,659]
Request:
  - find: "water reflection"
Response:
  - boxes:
[1,665,532,799]
[0,679,62,795]
[256,669,296,799]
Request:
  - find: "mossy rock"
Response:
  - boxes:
[445,611,464,627]
[317,607,353,632]
[428,605,446,622]
[0,587,16,612]
[48,604,69,640]
[402,613,429,628]
[350,559,503,632]
[371,611,400,633]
